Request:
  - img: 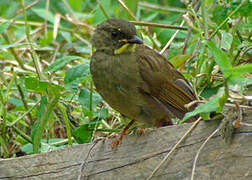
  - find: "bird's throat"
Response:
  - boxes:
[114,43,136,55]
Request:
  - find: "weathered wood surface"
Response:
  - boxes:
[0,113,251,180]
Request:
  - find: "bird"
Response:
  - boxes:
[90,19,197,147]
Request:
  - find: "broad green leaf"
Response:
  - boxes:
[206,40,232,78]
[200,86,220,98]
[64,64,90,92]
[182,88,226,122]
[25,77,63,94]
[73,123,95,143]
[74,46,91,54]
[78,88,102,111]
[236,1,252,17]
[118,0,138,20]
[20,143,33,155]
[21,139,67,154]
[39,30,53,46]
[217,88,227,112]
[60,31,72,43]
[212,5,228,24]
[31,96,48,153]
[93,0,111,24]
[226,64,252,74]
[220,30,233,50]
[0,43,29,49]
[25,77,48,93]
[169,55,192,68]
[96,108,108,120]
[199,112,211,120]
[0,21,11,34]
[68,0,82,12]
[46,56,86,72]
[228,75,252,91]
[32,95,60,153]
[32,8,55,24]
[9,96,23,107]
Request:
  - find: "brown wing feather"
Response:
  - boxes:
[136,45,196,119]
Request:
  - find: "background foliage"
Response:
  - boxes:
[0,0,251,157]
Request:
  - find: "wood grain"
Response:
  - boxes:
[0,113,251,180]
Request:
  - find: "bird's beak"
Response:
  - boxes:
[127,35,143,44]
[115,35,143,54]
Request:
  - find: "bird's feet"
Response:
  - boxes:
[135,128,150,135]
[111,120,135,149]
[111,136,122,149]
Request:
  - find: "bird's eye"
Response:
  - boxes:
[111,31,117,37]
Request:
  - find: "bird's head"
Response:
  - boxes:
[91,19,143,54]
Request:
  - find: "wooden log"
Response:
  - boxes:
[0,113,251,179]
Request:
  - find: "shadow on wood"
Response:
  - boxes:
[0,113,251,179]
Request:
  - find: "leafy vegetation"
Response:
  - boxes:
[0,0,251,157]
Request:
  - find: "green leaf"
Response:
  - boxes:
[206,40,232,78]
[226,64,252,74]
[32,95,60,153]
[31,96,48,153]
[39,30,53,46]
[21,139,67,154]
[0,20,11,34]
[169,55,192,68]
[68,0,82,12]
[220,30,233,51]
[9,96,23,107]
[46,56,87,72]
[235,1,252,17]
[118,0,138,20]
[182,88,226,122]
[32,8,55,24]
[73,124,93,143]
[0,43,29,49]
[20,143,33,155]
[78,88,102,111]
[96,108,108,120]
[25,77,63,94]
[212,5,228,24]
[25,77,48,93]
[60,31,72,43]
[200,86,219,98]
[93,0,111,24]
[228,75,252,91]
[64,64,90,92]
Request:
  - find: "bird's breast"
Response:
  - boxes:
[90,51,142,118]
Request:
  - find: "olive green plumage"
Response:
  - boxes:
[90,19,196,127]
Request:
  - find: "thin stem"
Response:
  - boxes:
[209,0,247,40]
[1,33,26,70]
[160,20,185,54]
[15,79,33,125]
[11,126,32,143]
[0,18,73,32]
[44,0,50,37]
[0,136,9,158]
[191,127,219,180]
[58,103,72,146]
[8,100,40,126]
[61,0,77,19]
[97,0,110,19]
[20,0,43,80]
[117,0,137,20]
[139,1,186,14]
[147,117,202,179]
[15,0,41,17]
[201,0,208,39]
[131,21,188,30]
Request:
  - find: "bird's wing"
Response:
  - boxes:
[136,45,196,119]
